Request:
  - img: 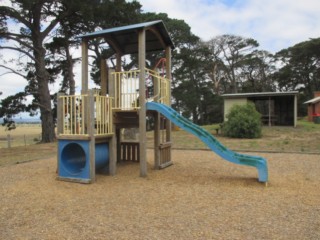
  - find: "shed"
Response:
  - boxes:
[222,92,298,127]
[304,91,320,122]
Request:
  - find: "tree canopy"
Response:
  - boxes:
[0,0,319,139]
[0,0,141,142]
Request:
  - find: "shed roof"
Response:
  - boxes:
[222,91,299,99]
[78,20,174,55]
[304,96,320,104]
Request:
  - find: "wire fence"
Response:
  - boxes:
[0,124,42,149]
[0,133,42,148]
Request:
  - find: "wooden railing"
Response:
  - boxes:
[112,68,170,110]
[120,142,140,162]
[146,68,170,105]
[57,93,113,137]
[113,70,140,110]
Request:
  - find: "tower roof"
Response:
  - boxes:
[79,20,174,55]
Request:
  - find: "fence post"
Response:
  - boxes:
[7,134,11,148]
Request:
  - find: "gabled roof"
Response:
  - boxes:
[78,20,174,55]
[304,96,320,104]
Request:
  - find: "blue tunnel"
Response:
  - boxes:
[58,140,109,181]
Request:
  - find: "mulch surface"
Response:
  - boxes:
[1,150,320,239]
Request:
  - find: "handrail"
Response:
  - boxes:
[113,70,140,110]
[111,68,170,110]
[58,94,113,137]
[145,68,170,105]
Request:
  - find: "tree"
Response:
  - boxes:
[0,0,142,142]
[88,0,142,84]
[139,12,220,124]
[0,92,26,131]
[172,40,216,124]
[272,37,320,115]
[240,50,276,92]
[0,0,86,142]
[205,35,259,93]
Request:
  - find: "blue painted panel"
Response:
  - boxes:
[58,140,109,181]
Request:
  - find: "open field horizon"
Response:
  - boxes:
[1,119,320,166]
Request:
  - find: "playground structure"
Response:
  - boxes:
[56,20,268,183]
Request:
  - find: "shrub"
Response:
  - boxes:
[223,103,262,138]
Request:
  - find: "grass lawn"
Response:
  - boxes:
[148,119,320,153]
[1,119,320,166]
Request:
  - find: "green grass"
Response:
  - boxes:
[1,120,320,167]
[167,121,320,153]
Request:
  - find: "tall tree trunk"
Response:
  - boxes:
[30,2,56,143]
[65,45,75,95]
[33,39,55,143]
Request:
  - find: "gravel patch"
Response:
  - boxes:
[1,150,320,240]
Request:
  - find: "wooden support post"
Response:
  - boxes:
[153,70,160,169]
[165,46,172,104]
[57,92,63,135]
[116,128,121,162]
[154,112,160,169]
[100,59,108,96]
[81,40,89,94]
[116,53,122,72]
[56,92,63,174]
[109,128,117,175]
[268,97,271,127]
[165,46,172,151]
[88,90,96,182]
[138,29,147,177]
[108,68,117,175]
[108,69,115,99]
[80,39,89,137]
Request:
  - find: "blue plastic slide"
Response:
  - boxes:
[146,102,268,183]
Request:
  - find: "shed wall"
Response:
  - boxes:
[223,98,248,121]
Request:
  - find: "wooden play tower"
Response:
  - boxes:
[57,21,175,183]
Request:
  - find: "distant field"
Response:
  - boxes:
[0,124,52,166]
[0,124,42,148]
[1,119,320,166]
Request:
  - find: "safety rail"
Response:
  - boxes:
[146,68,170,105]
[112,68,170,110]
[113,70,140,110]
[58,94,113,137]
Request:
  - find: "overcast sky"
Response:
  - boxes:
[137,0,320,52]
[1,0,320,112]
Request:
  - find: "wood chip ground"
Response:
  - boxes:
[1,150,320,239]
